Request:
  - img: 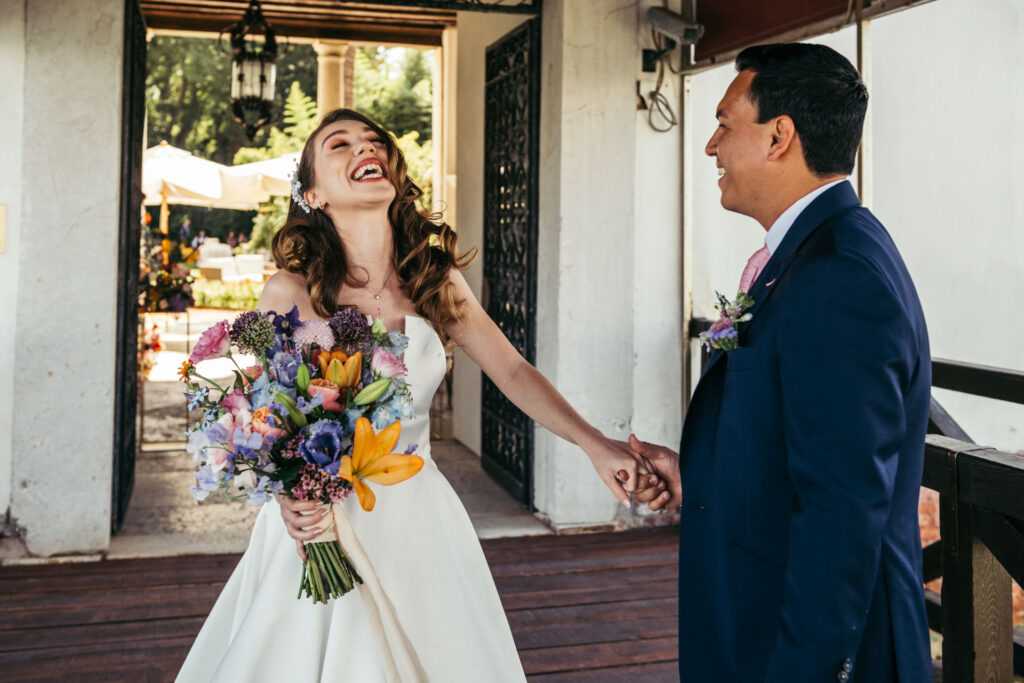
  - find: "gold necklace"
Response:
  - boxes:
[372,266,395,319]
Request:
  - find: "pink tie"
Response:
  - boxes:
[738,245,771,294]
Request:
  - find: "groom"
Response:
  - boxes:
[630,44,932,682]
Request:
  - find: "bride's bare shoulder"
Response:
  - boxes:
[258,270,313,317]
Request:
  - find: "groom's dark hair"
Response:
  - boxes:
[736,43,867,177]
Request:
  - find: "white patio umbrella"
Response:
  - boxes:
[222,152,299,203]
[143,141,265,235]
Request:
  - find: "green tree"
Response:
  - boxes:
[146,36,318,239]
[146,35,317,163]
[353,47,433,142]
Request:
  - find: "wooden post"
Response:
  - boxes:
[941,462,1013,682]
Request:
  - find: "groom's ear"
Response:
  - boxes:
[766,115,797,161]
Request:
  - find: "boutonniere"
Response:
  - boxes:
[699,291,755,352]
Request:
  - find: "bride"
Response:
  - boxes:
[177,109,652,682]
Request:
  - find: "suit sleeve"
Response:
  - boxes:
[764,253,913,681]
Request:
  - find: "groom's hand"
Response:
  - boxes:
[628,435,682,511]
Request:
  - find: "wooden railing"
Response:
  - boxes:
[924,358,1024,683]
[689,317,1024,681]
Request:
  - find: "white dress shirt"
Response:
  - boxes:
[763,179,848,255]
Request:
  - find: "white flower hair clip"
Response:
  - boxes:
[289,171,311,214]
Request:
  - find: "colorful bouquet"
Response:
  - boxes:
[180,306,423,603]
[698,291,755,352]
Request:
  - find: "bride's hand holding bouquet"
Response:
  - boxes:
[180,306,423,604]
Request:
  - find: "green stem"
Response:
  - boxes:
[191,371,227,395]
[309,548,326,603]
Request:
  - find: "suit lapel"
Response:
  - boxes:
[688,182,861,397]
[740,180,861,325]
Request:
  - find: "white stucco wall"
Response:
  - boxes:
[533,0,684,527]
[8,0,124,555]
[687,0,1024,454]
[0,0,26,531]
[452,1,684,527]
[870,0,1024,453]
[451,11,529,454]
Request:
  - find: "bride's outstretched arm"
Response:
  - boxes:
[445,270,647,507]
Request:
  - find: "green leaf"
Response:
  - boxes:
[275,391,307,427]
[352,378,391,406]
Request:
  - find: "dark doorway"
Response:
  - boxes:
[111,0,147,532]
[480,19,541,508]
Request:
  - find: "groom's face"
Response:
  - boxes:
[705,70,775,218]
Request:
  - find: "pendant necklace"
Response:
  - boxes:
[372,266,395,319]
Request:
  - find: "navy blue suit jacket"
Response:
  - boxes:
[677,181,931,682]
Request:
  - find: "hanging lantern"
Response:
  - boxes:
[225,0,278,140]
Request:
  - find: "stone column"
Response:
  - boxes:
[11,0,125,555]
[313,40,356,120]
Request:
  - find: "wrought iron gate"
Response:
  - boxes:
[112,0,147,532]
[480,20,540,507]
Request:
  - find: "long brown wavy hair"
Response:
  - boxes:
[271,109,476,340]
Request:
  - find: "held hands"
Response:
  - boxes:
[582,435,651,507]
[628,435,683,511]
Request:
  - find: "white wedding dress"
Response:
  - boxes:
[177,316,526,682]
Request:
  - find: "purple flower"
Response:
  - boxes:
[297,420,350,475]
[329,308,372,353]
[231,310,275,354]
[270,351,303,387]
[269,305,302,337]
[297,392,325,415]
[190,465,222,501]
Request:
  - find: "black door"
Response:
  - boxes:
[112,0,147,533]
[480,19,540,508]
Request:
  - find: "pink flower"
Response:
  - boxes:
[709,318,732,334]
[190,320,231,363]
[371,347,407,380]
[252,405,288,438]
[308,379,343,411]
[293,321,335,352]
[222,389,251,417]
[243,365,263,382]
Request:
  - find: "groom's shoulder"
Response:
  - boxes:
[805,204,895,266]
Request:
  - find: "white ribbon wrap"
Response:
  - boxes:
[308,503,430,683]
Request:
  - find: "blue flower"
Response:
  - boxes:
[186,387,210,411]
[386,330,409,355]
[297,420,350,475]
[246,475,277,506]
[297,392,324,415]
[270,351,302,387]
[250,372,295,410]
[233,428,263,451]
[371,403,400,431]
[190,465,222,501]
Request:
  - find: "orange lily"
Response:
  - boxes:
[339,417,423,511]
[321,350,362,389]
[318,349,347,376]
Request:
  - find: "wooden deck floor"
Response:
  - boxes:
[0,527,679,682]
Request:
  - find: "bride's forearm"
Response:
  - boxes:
[491,359,604,455]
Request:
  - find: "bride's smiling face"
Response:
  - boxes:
[305,120,396,213]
